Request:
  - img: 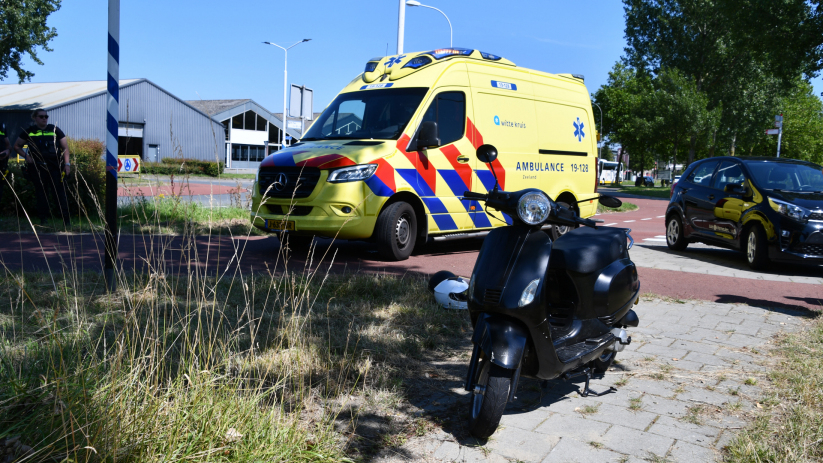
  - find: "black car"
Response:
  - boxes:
[665,156,823,270]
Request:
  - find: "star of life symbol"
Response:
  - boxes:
[384,55,406,68]
[573,117,585,142]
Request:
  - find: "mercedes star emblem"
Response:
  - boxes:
[273,173,288,192]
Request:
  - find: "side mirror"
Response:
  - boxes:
[598,195,623,208]
[476,144,498,164]
[415,121,440,151]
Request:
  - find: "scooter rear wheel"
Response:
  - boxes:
[468,360,512,439]
[593,350,617,373]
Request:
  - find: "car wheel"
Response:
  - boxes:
[550,202,578,240]
[376,201,417,261]
[745,225,769,270]
[666,215,688,251]
[593,350,617,373]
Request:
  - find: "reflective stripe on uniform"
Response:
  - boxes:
[28,131,57,137]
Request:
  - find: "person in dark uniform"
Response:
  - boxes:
[0,124,9,205]
[13,109,72,227]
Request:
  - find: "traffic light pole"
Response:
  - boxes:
[105,0,119,291]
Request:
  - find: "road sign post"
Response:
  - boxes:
[105,0,119,291]
[775,115,783,158]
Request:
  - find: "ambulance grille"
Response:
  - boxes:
[258,167,321,198]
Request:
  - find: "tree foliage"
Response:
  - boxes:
[0,0,62,83]
[596,0,823,169]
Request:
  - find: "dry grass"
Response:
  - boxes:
[724,316,823,462]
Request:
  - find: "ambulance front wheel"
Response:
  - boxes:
[376,201,417,261]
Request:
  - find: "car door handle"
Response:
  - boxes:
[457,156,470,164]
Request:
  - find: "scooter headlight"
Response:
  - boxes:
[519,278,540,307]
[517,192,551,225]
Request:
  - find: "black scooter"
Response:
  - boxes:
[462,145,640,438]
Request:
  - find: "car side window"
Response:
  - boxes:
[421,91,466,146]
[687,161,718,187]
[711,161,746,191]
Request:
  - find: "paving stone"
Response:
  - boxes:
[534,413,612,441]
[714,430,736,450]
[624,378,677,397]
[585,403,658,431]
[647,415,720,446]
[668,339,721,355]
[676,387,731,407]
[669,440,718,462]
[682,351,732,367]
[600,425,674,457]
[541,436,626,463]
[714,347,756,364]
[637,343,689,359]
[664,358,704,372]
[726,333,766,348]
[484,426,559,461]
[640,397,691,418]
[717,321,761,336]
[498,407,550,431]
[433,441,509,462]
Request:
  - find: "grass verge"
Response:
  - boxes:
[0,266,470,461]
[610,185,672,199]
[597,201,638,214]
[724,315,822,462]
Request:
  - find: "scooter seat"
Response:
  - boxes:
[550,227,627,274]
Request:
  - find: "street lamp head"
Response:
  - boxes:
[302,39,312,42]
[263,41,272,45]
[406,0,421,6]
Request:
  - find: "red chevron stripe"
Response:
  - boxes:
[370,157,396,192]
[398,134,438,194]
[440,144,472,191]
[466,117,505,190]
[297,153,356,168]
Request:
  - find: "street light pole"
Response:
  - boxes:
[406,1,452,47]
[263,39,311,149]
[397,0,405,54]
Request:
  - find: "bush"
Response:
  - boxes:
[1,138,106,218]
[144,157,224,177]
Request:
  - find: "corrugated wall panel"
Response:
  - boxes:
[48,94,107,142]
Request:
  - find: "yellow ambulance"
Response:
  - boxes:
[251,48,600,260]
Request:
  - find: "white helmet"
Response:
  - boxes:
[432,274,469,310]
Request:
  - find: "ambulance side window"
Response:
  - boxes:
[421,92,465,146]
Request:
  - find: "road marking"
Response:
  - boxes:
[657,215,665,218]
[643,238,667,243]
[624,220,636,223]
[603,223,618,226]
[641,218,653,220]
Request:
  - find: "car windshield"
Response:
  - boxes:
[746,161,823,192]
[302,87,428,141]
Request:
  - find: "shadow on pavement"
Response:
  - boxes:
[714,294,822,315]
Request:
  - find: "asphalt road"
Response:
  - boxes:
[1,188,820,311]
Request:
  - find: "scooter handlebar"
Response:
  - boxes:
[462,191,488,201]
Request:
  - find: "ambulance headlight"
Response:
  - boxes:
[517,191,551,225]
[327,164,378,183]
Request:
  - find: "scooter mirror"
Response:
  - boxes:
[476,144,498,164]
[598,195,623,208]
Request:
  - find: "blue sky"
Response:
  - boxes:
[9,0,823,116]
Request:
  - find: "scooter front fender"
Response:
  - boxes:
[472,313,528,370]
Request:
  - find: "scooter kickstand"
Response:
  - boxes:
[563,368,617,398]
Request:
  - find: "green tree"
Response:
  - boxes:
[751,81,823,164]
[0,0,62,83]
[622,0,823,163]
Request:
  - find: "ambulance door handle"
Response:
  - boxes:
[457,156,470,164]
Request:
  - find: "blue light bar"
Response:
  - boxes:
[480,51,502,61]
[402,55,433,69]
[425,48,474,60]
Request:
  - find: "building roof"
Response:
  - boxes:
[0,79,141,110]
[185,99,251,116]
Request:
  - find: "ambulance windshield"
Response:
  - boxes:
[302,87,427,141]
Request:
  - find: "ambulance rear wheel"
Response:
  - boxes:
[376,201,417,261]
[550,202,578,240]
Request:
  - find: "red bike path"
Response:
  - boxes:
[0,193,819,312]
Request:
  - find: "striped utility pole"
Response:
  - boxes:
[105,0,119,290]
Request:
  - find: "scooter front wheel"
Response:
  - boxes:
[468,359,512,438]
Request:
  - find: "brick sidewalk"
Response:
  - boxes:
[373,299,808,462]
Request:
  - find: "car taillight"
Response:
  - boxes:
[594,157,599,193]
[670,182,675,198]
